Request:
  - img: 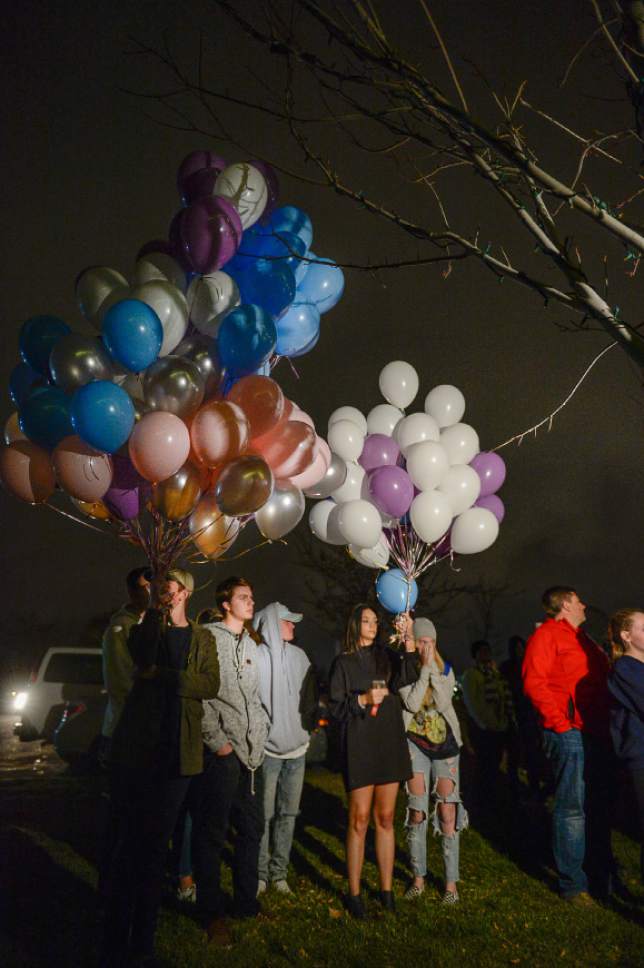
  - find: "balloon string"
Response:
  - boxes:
[45,501,111,535]
[493,342,618,451]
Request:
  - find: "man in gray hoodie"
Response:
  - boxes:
[254,602,316,895]
[192,576,269,947]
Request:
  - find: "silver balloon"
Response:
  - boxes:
[255,479,305,540]
[174,334,223,399]
[143,355,205,419]
[304,453,348,499]
[49,333,114,391]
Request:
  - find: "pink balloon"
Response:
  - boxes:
[315,436,332,469]
[289,449,328,489]
[128,412,191,483]
[290,407,315,430]
[52,435,113,502]
[0,440,55,504]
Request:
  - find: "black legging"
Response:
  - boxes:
[629,767,644,883]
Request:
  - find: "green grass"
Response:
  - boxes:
[0,767,642,967]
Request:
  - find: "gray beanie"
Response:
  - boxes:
[413,617,437,641]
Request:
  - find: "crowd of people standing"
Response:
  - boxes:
[97,570,644,965]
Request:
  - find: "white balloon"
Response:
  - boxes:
[349,533,390,569]
[437,465,481,514]
[327,419,364,462]
[405,440,449,491]
[440,423,480,465]
[337,499,382,548]
[394,412,440,455]
[133,251,186,292]
[76,267,129,327]
[326,503,347,544]
[328,406,367,436]
[366,403,404,436]
[379,360,419,409]
[450,507,499,554]
[331,461,365,503]
[130,281,188,357]
[425,385,466,428]
[187,272,241,338]
[409,490,453,544]
[309,500,345,545]
[214,162,268,229]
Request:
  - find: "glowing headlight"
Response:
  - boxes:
[13,691,28,711]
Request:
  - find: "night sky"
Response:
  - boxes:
[1,1,643,674]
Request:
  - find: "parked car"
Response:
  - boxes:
[54,692,108,770]
[15,647,104,743]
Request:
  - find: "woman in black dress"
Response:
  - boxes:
[329,604,413,917]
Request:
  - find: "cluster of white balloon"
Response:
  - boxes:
[306,361,506,607]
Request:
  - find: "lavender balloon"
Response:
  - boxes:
[358,433,400,473]
[475,494,505,523]
[170,196,242,274]
[176,150,226,195]
[470,451,506,497]
[103,454,146,520]
[367,465,414,518]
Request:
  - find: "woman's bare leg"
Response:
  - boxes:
[373,782,400,891]
[347,786,374,895]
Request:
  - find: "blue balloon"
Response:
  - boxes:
[71,380,135,453]
[230,260,296,318]
[276,303,320,358]
[238,227,307,269]
[19,315,71,375]
[296,253,345,314]
[19,386,73,450]
[217,304,277,375]
[375,568,419,614]
[9,361,45,407]
[102,298,163,372]
[267,205,313,250]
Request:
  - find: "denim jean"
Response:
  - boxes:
[170,799,193,878]
[259,753,306,882]
[404,742,468,885]
[543,728,615,898]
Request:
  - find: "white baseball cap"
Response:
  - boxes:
[277,603,303,623]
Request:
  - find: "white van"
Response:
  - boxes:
[15,647,104,742]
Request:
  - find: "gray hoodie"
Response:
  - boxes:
[253,603,311,758]
[201,621,270,770]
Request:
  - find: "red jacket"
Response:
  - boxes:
[522,618,609,737]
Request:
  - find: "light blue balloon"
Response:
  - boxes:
[267,205,313,250]
[217,304,277,375]
[229,260,296,319]
[71,380,135,453]
[102,298,163,372]
[375,568,418,614]
[296,254,344,314]
[275,303,320,358]
[19,386,74,450]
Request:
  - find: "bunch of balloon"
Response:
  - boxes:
[0,150,341,579]
[306,360,507,613]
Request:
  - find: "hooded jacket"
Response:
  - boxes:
[253,603,312,758]
[201,621,270,770]
[399,658,463,747]
[101,604,142,738]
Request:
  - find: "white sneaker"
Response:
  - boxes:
[273,880,292,895]
[176,884,197,903]
[257,879,267,897]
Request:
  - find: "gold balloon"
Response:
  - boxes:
[151,461,206,521]
[215,455,274,515]
[189,492,240,558]
[71,497,112,520]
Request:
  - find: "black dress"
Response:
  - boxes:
[329,646,413,792]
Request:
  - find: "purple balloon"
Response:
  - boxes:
[111,454,144,489]
[475,494,505,523]
[358,434,400,473]
[176,151,226,195]
[251,160,280,221]
[181,167,220,206]
[103,485,141,521]
[136,239,174,261]
[170,196,243,274]
[470,451,506,497]
[368,465,414,518]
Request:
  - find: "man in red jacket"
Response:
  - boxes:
[523,586,614,904]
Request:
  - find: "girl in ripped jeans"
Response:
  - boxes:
[398,616,468,904]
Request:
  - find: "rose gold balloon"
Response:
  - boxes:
[190,400,249,468]
[52,435,113,502]
[227,374,285,439]
[215,454,274,515]
[0,441,55,504]
[151,461,207,521]
[128,411,191,483]
[253,420,316,478]
[189,491,240,558]
[71,497,112,520]
[289,447,329,490]
[4,412,27,445]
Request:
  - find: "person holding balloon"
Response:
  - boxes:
[328,604,414,918]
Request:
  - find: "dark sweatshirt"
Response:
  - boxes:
[608,655,644,771]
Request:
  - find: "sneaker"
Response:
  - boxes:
[273,880,292,895]
[442,890,459,905]
[176,884,196,903]
[404,883,425,900]
[257,879,267,897]
[345,893,366,919]
[563,891,598,909]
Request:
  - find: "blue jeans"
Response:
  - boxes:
[259,754,306,882]
[543,729,614,898]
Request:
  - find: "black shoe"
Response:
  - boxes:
[345,893,366,919]
[379,890,396,912]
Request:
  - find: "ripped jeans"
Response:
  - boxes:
[405,742,468,885]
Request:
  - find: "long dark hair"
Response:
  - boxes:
[343,603,391,680]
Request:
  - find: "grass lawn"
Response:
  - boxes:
[0,764,642,967]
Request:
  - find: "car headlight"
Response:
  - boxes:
[13,691,28,711]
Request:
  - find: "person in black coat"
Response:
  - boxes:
[328,603,413,917]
